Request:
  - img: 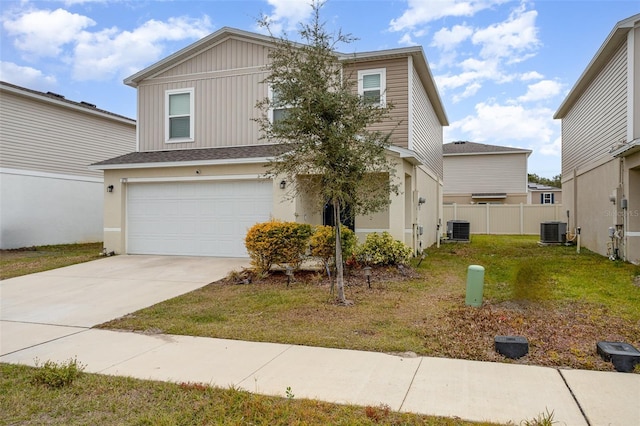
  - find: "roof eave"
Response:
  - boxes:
[554,14,639,119]
[89,156,272,171]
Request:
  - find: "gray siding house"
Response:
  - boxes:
[91,27,448,257]
[0,81,136,249]
[554,14,640,261]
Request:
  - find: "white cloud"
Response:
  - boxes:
[452,82,482,103]
[260,0,314,35]
[0,61,57,89]
[447,102,556,144]
[389,0,508,32]
[517,79,562,102]
[471,6,539,61]
[398,33,418,46]
[2,5,213,82]
[539,135,561,156]
[431,24,473,51]
[72,16,212,81]
[3,8,96,57]
[520,71,543,81]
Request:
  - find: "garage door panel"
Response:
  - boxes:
[127,180,272,257]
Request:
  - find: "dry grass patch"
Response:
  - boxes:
[100,235,640,372]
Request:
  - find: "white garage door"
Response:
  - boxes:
[127,180,272,257]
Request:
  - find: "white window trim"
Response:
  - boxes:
[165,88,195,143]
[268,85,292,123]
[542,193,553,204]
[358,68,386,107]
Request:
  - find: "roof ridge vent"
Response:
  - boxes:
[80,101,96,108]
[46,91,65,99]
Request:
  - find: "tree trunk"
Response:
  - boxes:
[333,198,346,303]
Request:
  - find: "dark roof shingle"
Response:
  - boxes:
[443,141,531,155]
[91,144,288,167]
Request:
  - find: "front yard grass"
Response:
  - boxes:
[0,363,496,426]
[101,235,640,372]
[0,242,103,280]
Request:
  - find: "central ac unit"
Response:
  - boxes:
[540,222,567,244]
[447,220,470,241]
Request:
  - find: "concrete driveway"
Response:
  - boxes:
[1,255,249,355]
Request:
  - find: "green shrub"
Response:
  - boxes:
[512,259,553,302]
[245,220,313,275]
[309,225,357,265]
[355,232,413,266]
[32,357,85,388]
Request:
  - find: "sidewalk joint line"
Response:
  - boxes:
[399,356,423,411]
[0,328,90,357]
[556,368,591,426]
[238,344,295,388]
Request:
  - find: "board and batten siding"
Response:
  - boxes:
[344,57,409,148]
[443,153,528,194]
[562,41,628,176]
[410,61,443,179]
[156,38,270,78]
[137,70,268,151]
[0,90,135,179]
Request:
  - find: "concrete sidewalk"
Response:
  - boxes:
[1,256,639,425]
[2,323,639,425]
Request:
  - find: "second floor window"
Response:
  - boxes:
[358,68,386,106]
[269,87,291,124]
[166,88,194,142]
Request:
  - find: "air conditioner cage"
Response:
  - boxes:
[447,220,470,241]
[540,222,567,244]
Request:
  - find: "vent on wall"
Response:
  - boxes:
[540,222,567,244]
[447,220,470,241]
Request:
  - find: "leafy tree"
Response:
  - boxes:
[255,2,399,304]
[528,173,561,188]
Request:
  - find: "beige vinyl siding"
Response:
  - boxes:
[411,61,443,178]
[137,71,268,151]
[443,153,528,194]
[344,58,409,147]
[155,38,270,77]
[0,91,135,179]
[562,41,628,176]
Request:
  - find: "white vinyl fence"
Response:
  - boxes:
[443,204,566,235]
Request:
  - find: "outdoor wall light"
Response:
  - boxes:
[107,185,114,193]
[280,180,286,189]
[363,266,372,289]
[418,197,426,205]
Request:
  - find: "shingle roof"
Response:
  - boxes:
[0,81,135,123]
[91,144,289,168]
[443,141,531,155]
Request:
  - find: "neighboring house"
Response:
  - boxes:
[554,13,639,262]
[0,81,136,249]
[91,27,448,258]
[443,141,532,204]
[527,182,562,205]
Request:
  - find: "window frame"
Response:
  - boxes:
[358,68,386,107]
[165,88,195,143]
[268,85,292,124]
[542,193,554,204]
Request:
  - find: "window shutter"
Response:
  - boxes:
[551,193,555,204]
[540,194,543,204]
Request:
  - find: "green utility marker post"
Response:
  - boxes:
[465,265,485,307]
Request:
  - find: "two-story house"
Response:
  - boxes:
[443,141,532,205]
[91,27,448,257]
[0,81,136,249]
[554,14,639,262]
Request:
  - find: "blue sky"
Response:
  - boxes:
[1,1,638,178]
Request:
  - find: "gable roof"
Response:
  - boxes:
[123,26,447,125]
[0,81,135,124]
[443,141,532,156]
[554,13,640,119]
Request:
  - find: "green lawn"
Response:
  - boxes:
[101,235,640,372]
[0,242,103,280]
[0,363,497,426]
